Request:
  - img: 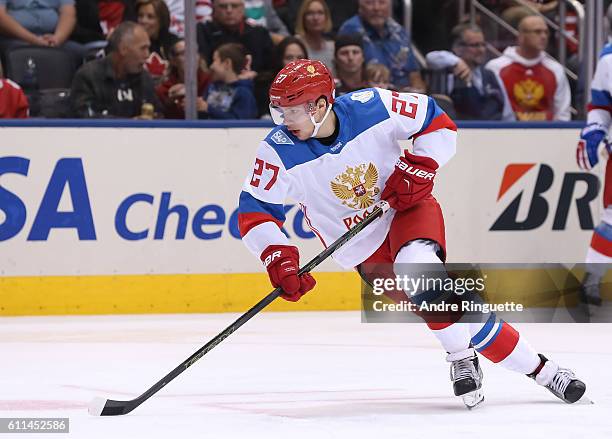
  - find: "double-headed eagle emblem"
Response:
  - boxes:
[330,163,380,210]
[513,78,544,109]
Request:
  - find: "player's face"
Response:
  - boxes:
[270,102,316,139]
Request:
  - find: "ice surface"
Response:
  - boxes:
[0,312,610,438]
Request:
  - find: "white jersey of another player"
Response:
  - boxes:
[587,42,612,130]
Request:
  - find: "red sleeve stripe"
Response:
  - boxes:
[587,103,612,114]
[412,113,457,140]
[238,212,284,237]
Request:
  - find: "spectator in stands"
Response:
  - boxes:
[276,36,308,66]
[244,0,289,44]
[253,35,307,117]
[136,0,178,81]
[197,42,257,119]
[275,0,356,36]
[0,0,82,57]
[338,0,426,92]
[0,61,28,117]
[486,14,570,121]
[70,21,161,118]
[334,33,367,96]
[156,38,211,118]
[165,0,212,37]
[71,0,136,46]
[501,0,558,29]
[294,0,334,73]
[426,23,504,120]
[197,0,274,75]
[365,62,391,90]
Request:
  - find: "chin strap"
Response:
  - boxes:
[309,103,333,138]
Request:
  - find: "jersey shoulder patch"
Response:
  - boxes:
[269,129,295,145]
[350,89,375,103]
[263,127,313,170]
[264,126,298,147]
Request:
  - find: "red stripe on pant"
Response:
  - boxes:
[591,231,612,257]
[479,322,520,363]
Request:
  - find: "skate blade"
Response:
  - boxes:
[462,389,484,410]
[574,395,595,405]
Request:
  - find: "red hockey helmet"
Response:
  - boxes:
[269,59,335,108]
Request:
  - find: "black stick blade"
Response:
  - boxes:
[88,397,137,416]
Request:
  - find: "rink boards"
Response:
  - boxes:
[0,123,607,315]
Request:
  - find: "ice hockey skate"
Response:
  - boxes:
[529,355,586,404]
[447,347,484,409]
[579,272,603,306]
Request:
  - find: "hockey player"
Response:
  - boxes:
[238,59,586,408]
[576,36,612,306]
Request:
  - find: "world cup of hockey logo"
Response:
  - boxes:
[330,163,380,209]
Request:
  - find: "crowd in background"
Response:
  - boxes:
[0,0,608,120]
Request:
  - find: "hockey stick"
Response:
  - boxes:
[88,200,392,416]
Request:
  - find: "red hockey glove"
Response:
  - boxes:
[260,245,316,302]
[380,150,439,211]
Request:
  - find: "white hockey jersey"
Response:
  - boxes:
[238,88,457,269]
[587,42,612,128]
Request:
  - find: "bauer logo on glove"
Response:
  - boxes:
[395,158,436,181]
[381,150,439,211]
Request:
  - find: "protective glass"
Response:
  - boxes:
[269,103,315,126]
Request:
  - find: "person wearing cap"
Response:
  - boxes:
[334,33,367,96]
